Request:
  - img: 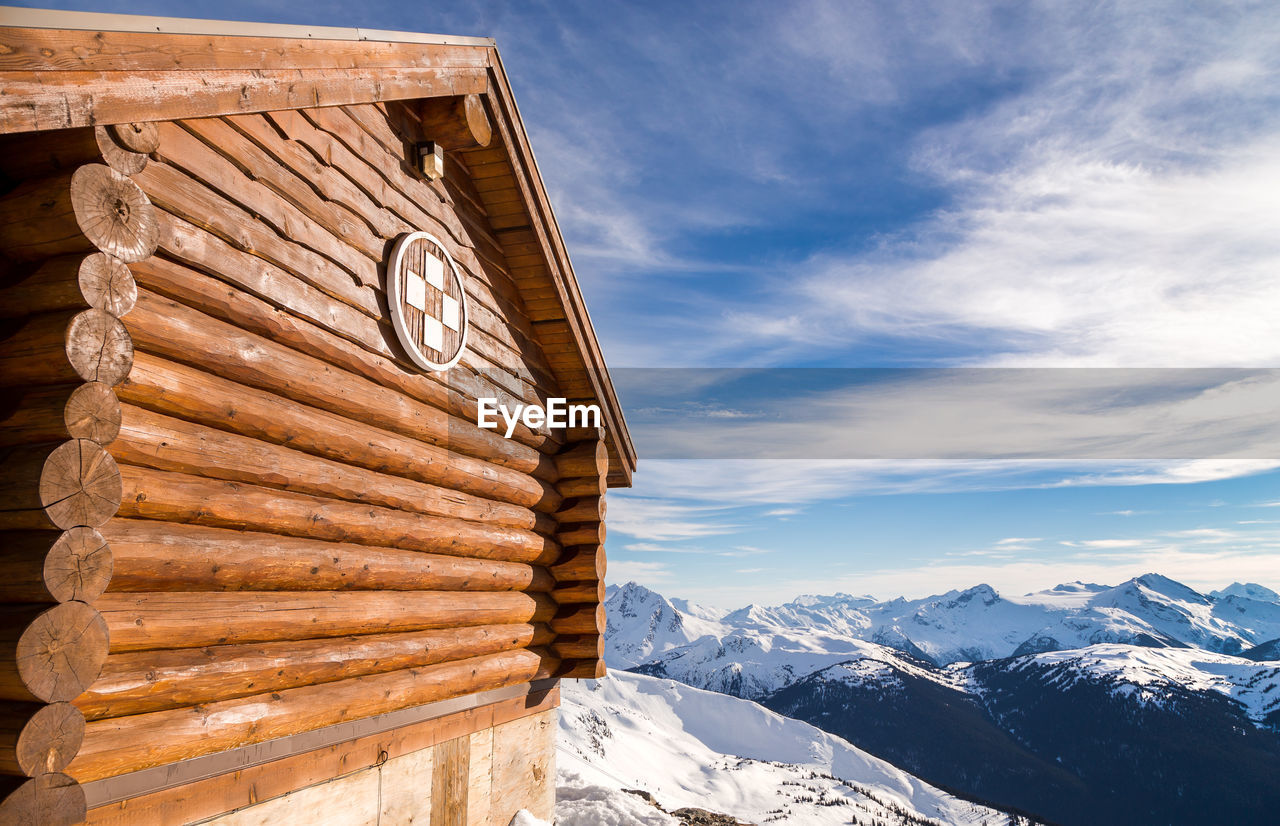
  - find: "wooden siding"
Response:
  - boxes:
[0,100,607,816]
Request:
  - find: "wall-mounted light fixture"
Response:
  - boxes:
[416,140,445,180]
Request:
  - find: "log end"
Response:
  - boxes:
[16,602,110,703]
[65,308,134,387]
[64,382,122,445]
[38,439,123,530]
[70,165,159,263]
[106,123,160,155]
[0,773,86,826]
[45,527,113,603]
[16,703,86,776]
[78,254,137,318]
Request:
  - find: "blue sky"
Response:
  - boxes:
[19,0,1280,605]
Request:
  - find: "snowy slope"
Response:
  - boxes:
[558,671,1031,826]
[997,643,1280,723]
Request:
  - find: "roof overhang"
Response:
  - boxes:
[0,5,637,486]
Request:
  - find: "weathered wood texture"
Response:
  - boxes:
[0,254,137,319]
[81,688,558,826]
[0,702,85,775]
[0,82,616,807]
[75,624,552,721]
[0,440,122,531]
[0,602,109,703]
[0,529,113,604]
[96,590,555,652]
[0,772,86,825]
[0,309,134,389]
[68,649,550,782]
[0,125,153,179]
[548,433,609,676]
[419,94,492,150]
[101,520,553,594]
[0,382,121,447]
[0,165,158,263]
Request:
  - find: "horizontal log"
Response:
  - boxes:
[0,383,121,447]
[556,475,608,498]
[101,519,553,594]
[0,165,158,263]
[550,602,607,637]
[552,581,607,605]
[117,465,559,565]
[96,590,557,652]
[557,660,607,680]
[149,122,378,289]
[550,635,604,661]
[119,351,558,512]
[550,545,606,582]
[0,528,112,604]
[419,94,492,150]
[131,244,555,456]
[75,623,553,721]
[112,403,553,533]
[0,702,85,775]
[555,439,608,480]
[553,496,605,524]
[0,65,489,136]
[0,309,133,388]
[0,254,136,319]
[0,440,122,531]
[68,648,547,783]
[0,773,85,826]
[0,28,492,73]
[0,602,109,703]
[557,522,605,547]
[124,288,550,477]
[563,425,605,444]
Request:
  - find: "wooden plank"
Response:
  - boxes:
[82,690,560,826]
[490,709,556,824]
[0,67,489,134]
[430,736,468,826]
[465,727,491,826]
[191,766,379,826]
[0,28,492,73]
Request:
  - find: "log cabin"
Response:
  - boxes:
[0,7,635,825]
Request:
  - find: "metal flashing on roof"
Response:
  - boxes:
[0,5,495,47]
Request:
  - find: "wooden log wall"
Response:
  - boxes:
[0,124,156,825]
[1,96,608,818]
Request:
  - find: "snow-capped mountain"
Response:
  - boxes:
[557,670,1038,825]
[1211,581,1280,602]
[610,575,1280,700]
[765,643,1280,826]
[605,575,1280,826]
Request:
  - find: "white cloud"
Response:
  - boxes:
[606,496,740,541]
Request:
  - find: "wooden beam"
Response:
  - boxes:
[0,67,489,135]
[419,94,492,150]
